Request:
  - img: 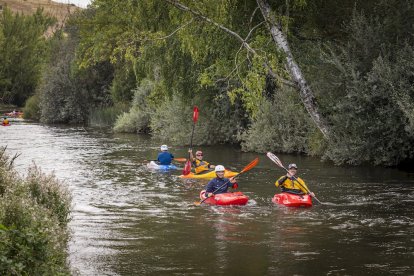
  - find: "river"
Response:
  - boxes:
[1,122,413,275]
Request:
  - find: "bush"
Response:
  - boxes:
[0,149,71,275]
[113,79,153,133]
[321,12,414,165]
[88,103,129,127]
[23,94,41,121]
[240,87,319,154]
[324,47,414,165]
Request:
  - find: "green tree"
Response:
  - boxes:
[0,8,55,106]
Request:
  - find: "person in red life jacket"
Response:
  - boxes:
[188,149,215,174]
[276,163,314,197]
[157,145,174,165]
[204,165,238,197]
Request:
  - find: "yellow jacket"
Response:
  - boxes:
[2,119,9,125]
[275,175,310,194]
[192,159,211,174]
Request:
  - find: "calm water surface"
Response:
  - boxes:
[1,122,413,275]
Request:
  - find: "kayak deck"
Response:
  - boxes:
[180,169,238,179]
[272,192,312,208]
[199,190,249,206]
[146,161,178,170]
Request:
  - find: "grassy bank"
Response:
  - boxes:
[0,147,72,275]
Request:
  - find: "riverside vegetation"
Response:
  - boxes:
[0,148,72,275]
[1,0,414,166]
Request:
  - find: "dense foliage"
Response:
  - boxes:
[0,7,54,106]
[0,149,71,275]
[5,0,414,166]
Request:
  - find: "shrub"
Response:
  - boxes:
[240,87,318,154]
[23,94,41,121]
[88,103,129,127]
[0,148,71,275]
[113,79,153,133]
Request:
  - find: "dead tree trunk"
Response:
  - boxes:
[257,0,330,138]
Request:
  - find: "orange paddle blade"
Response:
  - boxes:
[240,157,259,174]
[174,158,187,162]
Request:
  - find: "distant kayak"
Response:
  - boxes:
[272,192,312,208]
[180,169,238,179]
[199,190,249,206]
[146,161,178,170]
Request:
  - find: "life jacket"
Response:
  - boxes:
[275,175,309,194]
[192,159,210,174]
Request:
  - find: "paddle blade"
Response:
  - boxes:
[240,157,259,174]
[266,152,284,168]
[174,158,187,162]
[183,160,191,175]
[193,106,199,123]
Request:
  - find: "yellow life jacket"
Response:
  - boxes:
[275,175,309,194]
[193,159,210,174]
[2,119,9,125]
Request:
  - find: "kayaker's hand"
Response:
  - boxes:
[188,149,192,153]
[229,177,237,183]
[309,192,315,197]
[207,192,214,198]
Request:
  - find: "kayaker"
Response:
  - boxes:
[2,117,9,125]
[157,145,174,165]
[276,163,314,196]
[189,149,215,174]
[205,165,238,197]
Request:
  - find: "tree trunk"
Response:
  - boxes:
[257,0,330,139]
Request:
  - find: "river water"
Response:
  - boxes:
[1,122,413,275]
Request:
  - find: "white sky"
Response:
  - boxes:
[53,0,91,8]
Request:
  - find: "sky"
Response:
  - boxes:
[53,0,91,8]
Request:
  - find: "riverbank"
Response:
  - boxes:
[0,147,71,275]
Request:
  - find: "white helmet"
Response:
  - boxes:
[214,165,225,172]
[160,145,168,151]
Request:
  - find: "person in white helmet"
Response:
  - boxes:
[204,165,238,197]
[276,163,314,196]
[157,145,174,165]
[188,149,215,174]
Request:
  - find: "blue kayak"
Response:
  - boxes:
[147,161,178,170]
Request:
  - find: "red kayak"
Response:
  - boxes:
[272,192,312,208]
[200,190,249,206]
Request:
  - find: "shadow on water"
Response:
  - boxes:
[1,122,413,275]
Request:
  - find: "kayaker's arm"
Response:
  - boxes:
[276,176,288,187]
[229,177,238,189]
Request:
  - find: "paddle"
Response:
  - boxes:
[266,152,323,204]
[183,106,199,175]
[194,158,259,206]
[145,158,187,163]
[174,158,187,162]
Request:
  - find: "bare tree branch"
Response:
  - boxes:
[152,19,194,40]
